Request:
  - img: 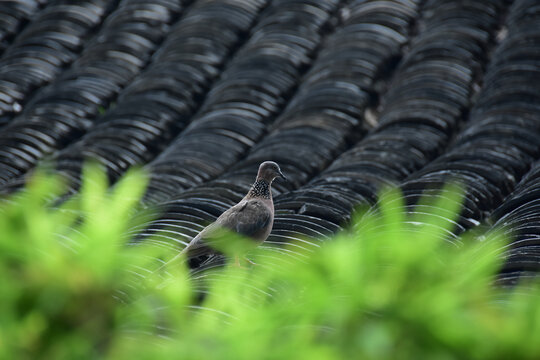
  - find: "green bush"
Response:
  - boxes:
[1,166,539,359]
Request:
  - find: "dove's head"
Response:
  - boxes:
[257,161,286,183]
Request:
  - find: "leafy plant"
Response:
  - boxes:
[1,166,539,359]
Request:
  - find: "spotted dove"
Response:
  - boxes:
[164,161,286,268]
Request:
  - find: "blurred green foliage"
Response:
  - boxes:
[1,166,539,359]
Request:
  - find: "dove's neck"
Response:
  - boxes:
[247,179,271,199]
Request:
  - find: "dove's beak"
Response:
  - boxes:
[279,170,287,182]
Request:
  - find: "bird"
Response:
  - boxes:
[161,161,286,270]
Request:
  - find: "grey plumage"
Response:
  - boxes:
[163,161,286,268]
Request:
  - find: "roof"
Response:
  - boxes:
[0,0,539,283]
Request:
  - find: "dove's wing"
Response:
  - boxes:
[215,199,272,237]
[184,199,272,259]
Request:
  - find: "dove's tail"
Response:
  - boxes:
[154,238,193,274]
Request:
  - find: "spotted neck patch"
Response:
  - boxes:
[249,179,271,199]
